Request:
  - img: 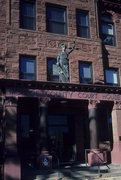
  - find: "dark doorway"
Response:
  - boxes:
[18,98,39,157]
[48,114,75,164]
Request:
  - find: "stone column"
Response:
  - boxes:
[88,100,101,166]
[4,97,21,180]
[0,97,4,162]
[88,100,99,149]
[39,97,50,153]
[37,97,52,169]
[111,102,121,164]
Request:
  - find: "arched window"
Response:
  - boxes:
[101,13,115,46]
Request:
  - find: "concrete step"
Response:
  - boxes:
[34,176,121,180]
[33,164,121,180]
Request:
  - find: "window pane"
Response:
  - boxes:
[20,58,27,73]
[80,64,91,78]
[21,2,35,17]
[105,70,118,84]
[113,72,118,84]
[102,24,113,35]
[46,4,67,34]
[20,56,36,80]
[52,64,58,75]
[26,61,34,73]
[20,1,36,30]
[20,73,35,80]
[77,27,88,38]
[102,35,114,46]
[77,12,88,26]
[47,7,65,22]
[47,58,59,82]
[76,11,89,38]
[48,22,66,34]
[101,14,115,46]
[21,17,35,30]
[105,70,113,83]
[80,63,92,83]
[21,58,35,73]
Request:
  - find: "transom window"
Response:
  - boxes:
[47,58,59,82]
[20,0,36,30]
[46,4,67,35]
[76,10,89,38]
[101,13,115,46]
[105,69,119,86]
[79,62,92,84]
[19,56,36,80]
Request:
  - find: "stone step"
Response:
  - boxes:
[34,173,121,180]
[33,165,121,180]
[25,164,121,180]
[34,176,121,180]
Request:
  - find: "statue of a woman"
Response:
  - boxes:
[57,41,75,82]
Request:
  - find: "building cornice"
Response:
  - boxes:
[102,0,121,9]
[0,79,121,94]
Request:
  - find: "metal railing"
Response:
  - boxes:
[85,149,110,176]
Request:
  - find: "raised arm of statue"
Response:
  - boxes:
[68,41,76,55]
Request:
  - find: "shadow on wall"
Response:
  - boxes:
[102,43,110,68]
[4,99,21,180]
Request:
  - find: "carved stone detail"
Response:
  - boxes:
[113,101,121,110]
[5,97,18,107]
[39,97,51,107]
[88,100,100,109]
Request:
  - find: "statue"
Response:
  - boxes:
[57,41,76,82]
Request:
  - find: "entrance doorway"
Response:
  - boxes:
[48,115,75,163]
[18,98,39,157]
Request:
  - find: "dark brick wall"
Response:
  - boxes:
[0,0,121,85]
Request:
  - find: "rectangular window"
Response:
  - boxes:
[20,0,36,30]
[19,55,36,80]
[47,58,59,82]
[46,4,67,35]
[79,62,92,84]
[101,14,115,46]
[76,10,89,38]
[105,69,119,86]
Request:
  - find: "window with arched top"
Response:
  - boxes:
[101,13,115,46]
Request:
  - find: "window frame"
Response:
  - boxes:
[101,13,115,46]
[46,3,67,35]
[79,62,93,84]
[105,68,119,86]
[76,9,90,38]
[20,0,36,30]
[19,55,36,80]
[47,58,59,82]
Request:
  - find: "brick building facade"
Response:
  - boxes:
[1,0,121,180]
